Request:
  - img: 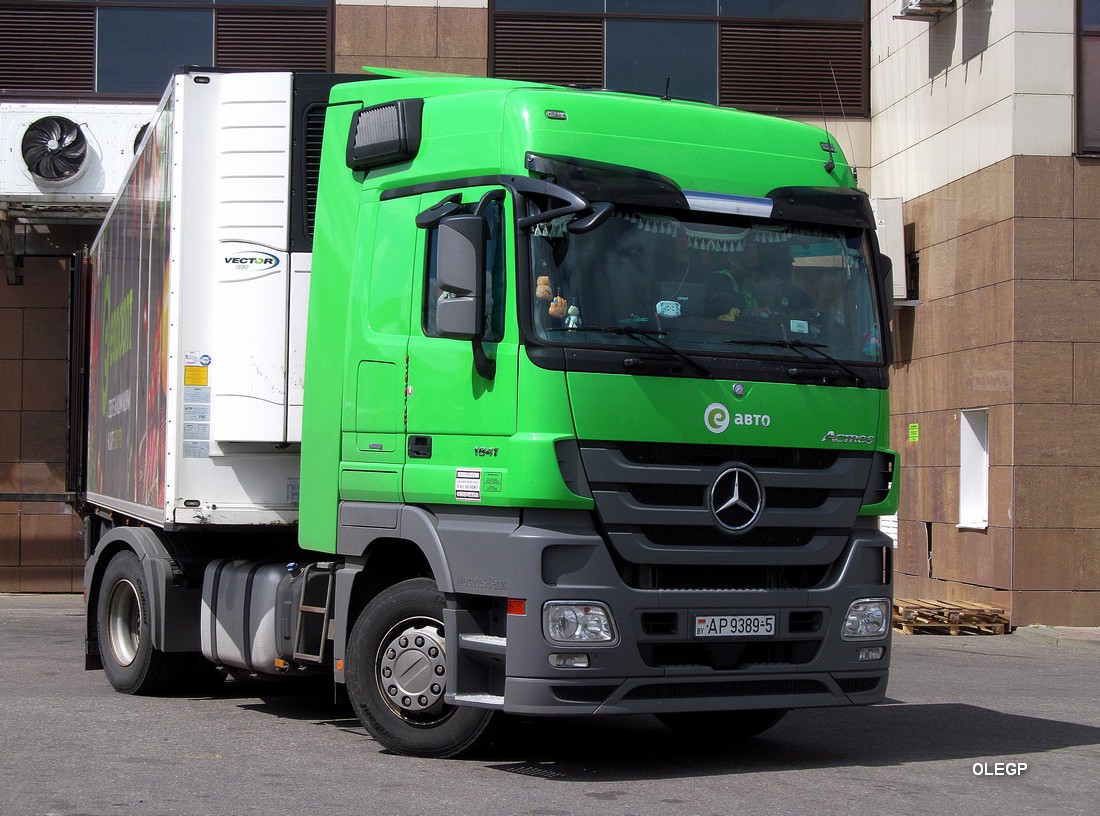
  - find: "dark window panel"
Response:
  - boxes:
[494,0,604,11]
[215,8,329,70]
[606,19,718,103]
[492,18,604,87]
[97,8,213,95]
[0,5,95,95]
[719,21,866,116]
[720,0,864,20]
[608,0,716,15]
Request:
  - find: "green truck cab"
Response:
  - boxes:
[82,69,897,758]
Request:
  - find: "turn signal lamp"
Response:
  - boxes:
[549,653,589,668]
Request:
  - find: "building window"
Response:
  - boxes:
[607,19,718,104]
[1080,0,1100,152]
[489,0,868,116]
[97,8,214,96]
[958,409,989,530]
[0,1,331,99]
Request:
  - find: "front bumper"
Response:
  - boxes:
[437,507,892,716]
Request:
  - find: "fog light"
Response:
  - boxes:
[858,647,885,661]
[842,598,890,640]
[543,602,617,645]
[549,653,590,668]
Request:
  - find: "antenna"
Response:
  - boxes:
[819,93,836,174]
[661,75,672,101]
[829,64,855,169]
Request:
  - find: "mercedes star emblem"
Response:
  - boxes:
[708,466,765,534]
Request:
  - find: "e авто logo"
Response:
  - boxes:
[705,403,729,434]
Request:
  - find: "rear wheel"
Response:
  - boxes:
[96,551,188,694]
[345,578,496,758]
[657,708,788,740]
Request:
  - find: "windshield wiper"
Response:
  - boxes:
[552,325,713,377]
[725,338,867,387]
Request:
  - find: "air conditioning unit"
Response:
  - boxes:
[0,103,156,211]
[870,196,918,305]
[898,0,955,17]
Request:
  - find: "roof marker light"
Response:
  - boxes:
[684,191,774,218]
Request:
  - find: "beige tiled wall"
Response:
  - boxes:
[0,257,84,593]
[869,0,1075,201]
[892,156,1100,625]
[335,3,487,77]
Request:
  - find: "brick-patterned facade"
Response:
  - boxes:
[0,257,84,592]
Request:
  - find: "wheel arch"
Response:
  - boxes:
[334,534,437,685]
[85,524,201,665]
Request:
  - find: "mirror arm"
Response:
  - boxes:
[474,188,507,217]
[416,194,463,229]
[472,337,496,380]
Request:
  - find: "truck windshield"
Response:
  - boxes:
[528,206,884,366]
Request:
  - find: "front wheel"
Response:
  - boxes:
[96,550,188,694]
[345,578,496,758]
[657,708,788,741]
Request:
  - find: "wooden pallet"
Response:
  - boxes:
[893,597,1010,636]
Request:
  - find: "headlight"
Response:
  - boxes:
[841,598,891,640]
[543,602,617,645]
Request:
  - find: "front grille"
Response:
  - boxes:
[622,678,827,701]
[551,685,617,704]
[630,483,839,511]
[616,442,840,470]
[643,526,817,549]
[621,562,830,591]
[639,640,821,670]
[577,442,873,573]
[836,677,882,695]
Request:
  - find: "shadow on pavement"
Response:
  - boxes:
[212,669,1100,781]
[475,703,1100,782]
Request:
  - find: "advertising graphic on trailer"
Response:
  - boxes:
[87,98,172,514]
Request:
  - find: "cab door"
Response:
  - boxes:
[403,187,519,506]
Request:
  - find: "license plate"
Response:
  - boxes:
[694,614,776,638]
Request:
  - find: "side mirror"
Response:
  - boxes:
[435,214,486,340]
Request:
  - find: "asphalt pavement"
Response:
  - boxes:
[1012,624,1100,651]
[1,594,1098,816]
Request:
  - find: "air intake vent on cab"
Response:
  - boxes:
[20,115,88,184]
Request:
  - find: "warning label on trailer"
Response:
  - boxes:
[184,365,208,386]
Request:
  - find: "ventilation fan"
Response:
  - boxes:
[20,115,88,184]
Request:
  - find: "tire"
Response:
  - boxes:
[345,578,496,758]
[656,708,788,741]
[96,550,188,694]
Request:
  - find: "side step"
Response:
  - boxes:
[450,693,505,709]
[291,563,335,663]
[458,634,507,657]
[448,606,507,705]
